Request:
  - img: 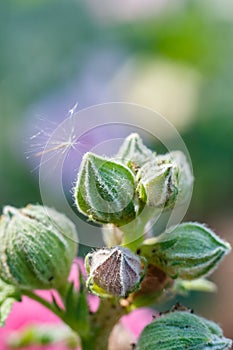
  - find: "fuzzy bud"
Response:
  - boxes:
[116,133,156,170]
[140,222,231,280]
[136,311,232,350]
[75,152,136,225]
[0,205,78,290]
[136,151,193,209]
[85,246,147,297]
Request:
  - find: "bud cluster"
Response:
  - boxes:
[0,132,231,350]
[74,133,193,227]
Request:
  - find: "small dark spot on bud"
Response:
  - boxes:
[136,248,141,255]
[152,249,156,253]
[131,343,136,349]
[48,276,54,282]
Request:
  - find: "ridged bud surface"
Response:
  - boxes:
[140,222,231,280]
[136,151,193,209]
[75,153,136,225]
[0,205,78,290]
[85,246,147,297]
[136,311,232,350]
[116,133,155,170]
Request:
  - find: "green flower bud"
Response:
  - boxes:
[136,151,193,209]
[0,205,78,290]
[116,133,156,170]
[136,311,232,350]
[75,152,136,225]
[85,246,147,298]
[140,222,231,280]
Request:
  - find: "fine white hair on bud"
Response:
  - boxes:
[0,204,78,290]
[116,133,156,170]
[136,311,232,350]
[140,222,231,280]
[74,152,136,226]
[136,151,193,209]
[85,246,147,298]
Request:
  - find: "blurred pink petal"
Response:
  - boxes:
[121,308,155,339]
[0,258,153,349]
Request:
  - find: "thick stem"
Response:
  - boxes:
[121,206,161,251]
[82,299,126,350]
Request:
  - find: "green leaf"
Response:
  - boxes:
[75,152,136,225]
[0,278,21,327]
[136,311,232,350]
[140,222,231,279]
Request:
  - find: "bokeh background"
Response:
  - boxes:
[0,0,233,345]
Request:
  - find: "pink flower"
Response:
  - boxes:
[0,259,153,350]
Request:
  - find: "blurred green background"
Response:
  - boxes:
[0,0,232,340]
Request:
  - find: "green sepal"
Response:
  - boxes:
[136,311,232,350]
[0,278,21,327]
[140,222,231,280]
[75,152,136,225]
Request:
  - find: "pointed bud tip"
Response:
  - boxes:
[85,246,147,297]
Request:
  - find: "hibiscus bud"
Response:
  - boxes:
[116,133,156,170]
[0,204,78,290]
[136,311,232,350]
[75,152,136,226]
[136,151,193,209]
[85,246,147,297]
[140,222,231,280]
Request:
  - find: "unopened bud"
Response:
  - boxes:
[136,151,193,209]
[136,311,232,350]
[75,152,136,225]
[140,222,231,280]
[116,133,155,170]
[0,205,78,290]
[85,246,147,297]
